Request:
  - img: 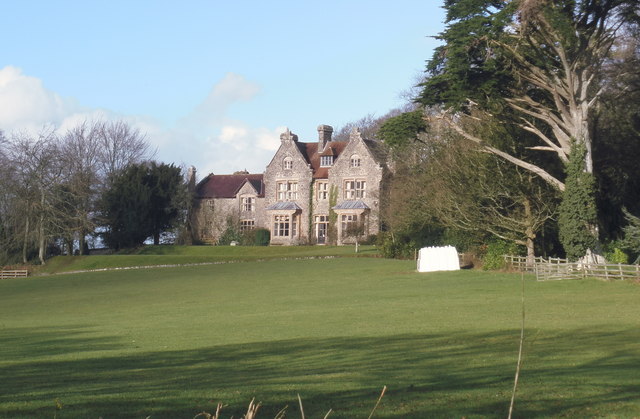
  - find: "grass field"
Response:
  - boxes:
[1,252,639,418]
[33,245,377,274]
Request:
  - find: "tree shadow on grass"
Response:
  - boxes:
[0,326,639,418]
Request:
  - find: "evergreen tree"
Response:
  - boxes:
[100,162,186,249]
[558,143,598,260]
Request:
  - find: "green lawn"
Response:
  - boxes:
[1,257,639,418]
[34,244,377,274]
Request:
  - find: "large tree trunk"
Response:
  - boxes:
[38,191,46,265]
[22,213,29,264]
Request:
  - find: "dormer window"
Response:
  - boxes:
[283,157,293,170]
[320,155,333,167]
[350,155,361,167]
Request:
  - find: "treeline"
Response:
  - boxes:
[347,0,640,264]
[0,120,189,265]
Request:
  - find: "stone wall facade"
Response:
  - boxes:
[192,124,388,246]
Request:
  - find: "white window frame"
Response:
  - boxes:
[283,157,293,170]
[242,197,255,212]
[273,214,296,237]
[277,181,298,201]
[344,179,366,199]
[240,220,255,231]
[350,155,361,167]
[320,155,333,167]
[316,181,328,200]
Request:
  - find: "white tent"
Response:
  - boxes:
[417,246,460,272]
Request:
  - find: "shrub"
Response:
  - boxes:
[482,239,522,270]
[376,232,417,259]
[608,248,629,264]
[240,228,270,246]
[217,222,241,246]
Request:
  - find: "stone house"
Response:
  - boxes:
[191,124,388,245]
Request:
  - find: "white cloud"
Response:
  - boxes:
[0,66,281,179]
[0,66,79,132]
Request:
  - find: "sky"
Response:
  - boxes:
[0,0,446,178]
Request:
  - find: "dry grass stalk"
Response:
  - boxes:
[508,272,526,419]
[244,398,261,419]
[367,386,387,419]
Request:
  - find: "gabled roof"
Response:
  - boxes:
[196,173,264,199]
[296,141,349,179]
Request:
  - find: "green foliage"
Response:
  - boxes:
[100,162,186,250]
[604,247,629,264]
[621,209,640,262]
[418,0,517,111]
[217,217,241,245]
[378,110,427,150]
[237,228,270,246]
[558,144,598,261]
[482,239,522,270]
[100,163,152,249]
[253,228,271,246]
[376,232,418,259]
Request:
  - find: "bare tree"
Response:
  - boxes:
[5,127,64,264]
[59,121,103,254]
[97,120,154,183]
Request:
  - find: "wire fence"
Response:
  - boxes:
[503,255,640,281]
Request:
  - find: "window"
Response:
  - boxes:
[344,180,366,199]
[316,181,328,200]
[273,215,296,237]
[320,155,333,167]
[283,157,293,170]
[350,155,361,167]
[242,197,255,212]
[206,200,214,209]
[277,181,298,201]
[240,220,255,231]
[341,214,358,233]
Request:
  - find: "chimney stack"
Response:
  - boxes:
[317,124,333,151]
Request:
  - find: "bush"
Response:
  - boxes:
[376,232,417,259]
[239,228,270,246]
[217,224,241,246]
[603,241,629,264]
[482,239,522,271]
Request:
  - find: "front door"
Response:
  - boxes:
[315,215,328,244]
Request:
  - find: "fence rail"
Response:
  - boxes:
[503,255,640,281]
[0,269,29,279]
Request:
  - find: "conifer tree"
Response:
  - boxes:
[558,143,598,260]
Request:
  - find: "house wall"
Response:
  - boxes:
[263,134,313,245]
[328,132,384,244]
[193,126,388,246]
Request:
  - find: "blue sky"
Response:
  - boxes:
[1,0,446,176]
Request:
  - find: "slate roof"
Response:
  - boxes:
[333,200,370,210]
[196,173,264,198]
[266,202,303,211]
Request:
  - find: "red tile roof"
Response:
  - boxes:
[196,174,264,198]
[297,141,348,178]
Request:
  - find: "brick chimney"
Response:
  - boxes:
[317,124,333,151]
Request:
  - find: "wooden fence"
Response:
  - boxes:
[503,255,640,281]
[0,269,29,279]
